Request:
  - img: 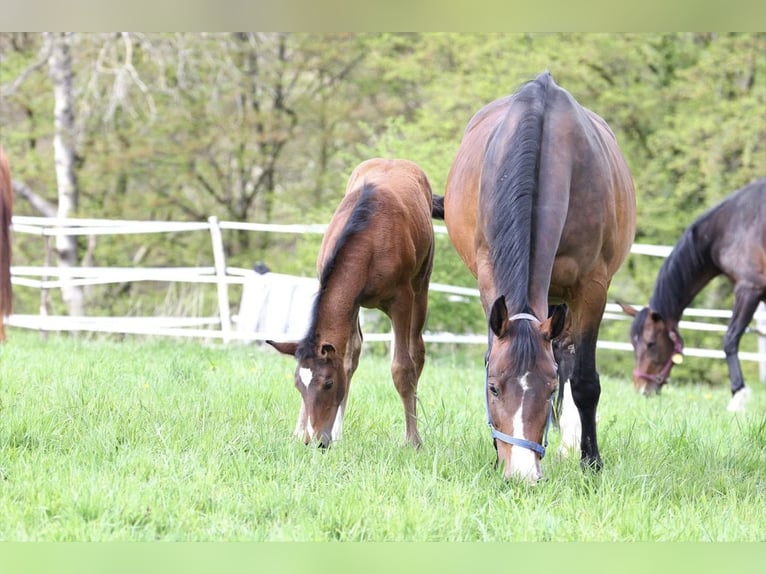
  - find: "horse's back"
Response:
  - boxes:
[319,158,435,300]
[543,87,636,288]
[444,98,509,276]
[445,73,636,287]
[705,178,766,285]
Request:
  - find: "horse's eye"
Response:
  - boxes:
[647,340,656,349]
[488,384,499,397]
[322,380,334,390]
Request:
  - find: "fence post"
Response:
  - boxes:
[208,216,231,343]
[758,301,766,384]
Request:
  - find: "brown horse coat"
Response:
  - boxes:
[268,158,435,448]
[444,72,635,480]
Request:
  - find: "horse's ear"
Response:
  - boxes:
[542,305,567,342]
[617,301,638,317]
[489,296,509,338]
[266,340,299,357]
[320,342,337,357]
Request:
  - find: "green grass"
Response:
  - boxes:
[0,329,764,541]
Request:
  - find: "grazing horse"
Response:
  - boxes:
[443,72,636,480]
[267,158,436,448]
[0,146,12,341]
[619,178,766,411]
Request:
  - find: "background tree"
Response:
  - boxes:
[1,33,764,383]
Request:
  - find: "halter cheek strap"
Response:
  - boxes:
[485,312,553,459]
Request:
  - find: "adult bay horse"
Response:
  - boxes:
[619,178,766,411]
[0,146,12,341]
[443,72,636,481]
[267,158,436,448]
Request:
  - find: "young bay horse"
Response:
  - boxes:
[0,146,12,341]
[619,178,766,412]
[443,72,636,481]
[267,158,436,448]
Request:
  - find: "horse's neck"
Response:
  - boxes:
[650,231,718,322]
[311,281,361,352]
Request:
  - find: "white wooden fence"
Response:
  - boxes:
[6,215,766,381]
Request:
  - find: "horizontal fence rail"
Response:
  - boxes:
[6,216,766,378]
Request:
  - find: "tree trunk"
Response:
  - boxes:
[47,32,84,316]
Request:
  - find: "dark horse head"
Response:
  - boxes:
[486,299,567,480]
[619,303,684,395]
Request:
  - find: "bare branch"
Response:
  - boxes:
[0,36,53,99]
[12,179,57,218]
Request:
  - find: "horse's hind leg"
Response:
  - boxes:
[387,288,423,448]
[724,284,761,411]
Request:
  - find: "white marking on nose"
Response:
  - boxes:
[299,367,312,388]
[507,372,541,481]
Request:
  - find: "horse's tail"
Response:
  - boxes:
[431,195,445,220]
[0,147,13,342]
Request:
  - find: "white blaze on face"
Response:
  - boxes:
[556,378,581,458]
[298,367,313,389]
[507,372,542,482]
[306,416,315,440]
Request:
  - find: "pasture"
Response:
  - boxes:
[0,329,764,541]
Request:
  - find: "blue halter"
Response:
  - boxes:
[484,312,553,459]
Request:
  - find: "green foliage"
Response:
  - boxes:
[1,33,765,383]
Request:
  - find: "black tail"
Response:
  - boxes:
[431,195,445,220]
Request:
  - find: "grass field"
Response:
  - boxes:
[0,328,764,541]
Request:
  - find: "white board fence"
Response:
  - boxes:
[6,215,766,381]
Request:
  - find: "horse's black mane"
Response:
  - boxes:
[296,183,378,359]
[483,72,552,374]
[649,215,716,322]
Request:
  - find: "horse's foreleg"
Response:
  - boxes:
[570,330,602,471]
[388,291,422,448]
[724,285,760,411]
[333,317,363,442]
[294,399,308,442]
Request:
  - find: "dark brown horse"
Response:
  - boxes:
[443,72,636,480]
[267,158,436,448]
[0,146,13,341]
[619,178,766,411]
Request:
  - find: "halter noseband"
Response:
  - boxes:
[633,330,684,386]
[485,312,553,459]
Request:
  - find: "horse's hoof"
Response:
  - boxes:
[726,387,752,412]
[580,455,603,473]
